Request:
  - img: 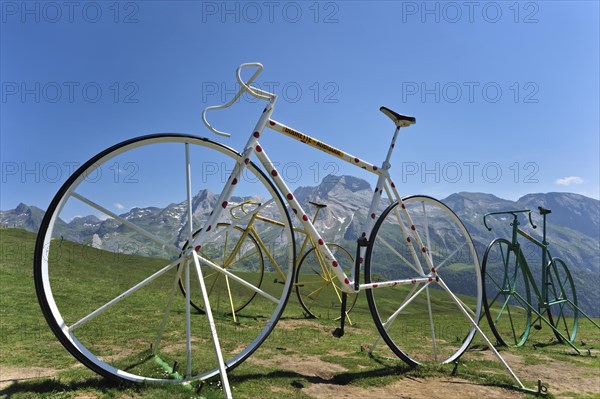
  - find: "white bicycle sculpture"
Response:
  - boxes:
[34,63,536,397]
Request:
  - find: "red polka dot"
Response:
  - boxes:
[332,260,339,267]
[318,239,324,245]
[412,279,417,284]
[371,213,376,219]
[206,225,212,232]
[194,245,201,252]
[411,225,416,231]
[406,237,411,243]
[422,247,427,253]
[358,256,363,264]
[271,170,278,177]
[373,284,378,288]
[431,267,436,273]
[255,145,262,152]
[354,157,360,163]
[391,182,396,188]
[269,120,275,126]
[373,166,378,171]
[401,203,406,209]
[253,131,260,138]
[302,214,308,221]
[244,158,250,164]
[428,277,433,282]
[231,178,238,185]
[222,201,228,208]
[344,277,350,284]
[287,193,293,200]
[292,208,298,214]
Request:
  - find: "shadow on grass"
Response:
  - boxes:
[0,376,120,398]
[230,360,413,387]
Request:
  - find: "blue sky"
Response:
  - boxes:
[1,0,599,216]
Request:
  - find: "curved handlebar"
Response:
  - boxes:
[236,63,274,101]
[483,209,537,231]
[202,63,276,137]
[229,200,262,220]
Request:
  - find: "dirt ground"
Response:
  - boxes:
[2,350,598,398]
[0,366,58,389]
[249,353,527,399]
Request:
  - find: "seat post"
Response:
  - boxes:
[378,106,416,170]
[541,213,548,246]
[381,125,401,171]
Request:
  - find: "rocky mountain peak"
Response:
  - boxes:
[15,203,30,214]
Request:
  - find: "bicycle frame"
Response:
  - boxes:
[485,210,557,309]
[192,67,438,296]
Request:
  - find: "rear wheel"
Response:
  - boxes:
[366,195,482,366]
[546,257,578,343]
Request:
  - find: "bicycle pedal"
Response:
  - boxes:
[534,324,542,330]
[332,327,344,338]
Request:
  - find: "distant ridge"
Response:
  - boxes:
[3,176,598,315]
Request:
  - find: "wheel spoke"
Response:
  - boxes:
[392,205,426,275]
[377,235,422,275]
[197,254,279,303]
[71,192,180,254]
[433,243,467,273]
[153,261,186,353]
[425,287,438,361]
[420,201,433,265]
[381,282,431,329]
[69,257,183,331]
[505,302,518,346]
[303,282,328,304]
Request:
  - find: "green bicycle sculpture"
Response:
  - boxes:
[482,207,599,351]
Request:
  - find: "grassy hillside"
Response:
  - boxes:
[1,228,599,398]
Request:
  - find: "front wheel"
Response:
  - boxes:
[365,195,482,366]
[546,257,579,343]
[481,238,532,347]
[34,134,295,384]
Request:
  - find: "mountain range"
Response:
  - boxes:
[2,175,598,315]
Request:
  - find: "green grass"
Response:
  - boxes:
[2,228,599,398]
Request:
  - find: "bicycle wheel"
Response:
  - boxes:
[34,134,295,384]
[481,239,532,347]
[178,224,264,316]
[546,257,579,343]
[365,195,481,366]
[295,243,357,320]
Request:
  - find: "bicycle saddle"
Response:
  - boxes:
[538,206,552,215]
[309,201,327,209]
[380,106,416,127]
